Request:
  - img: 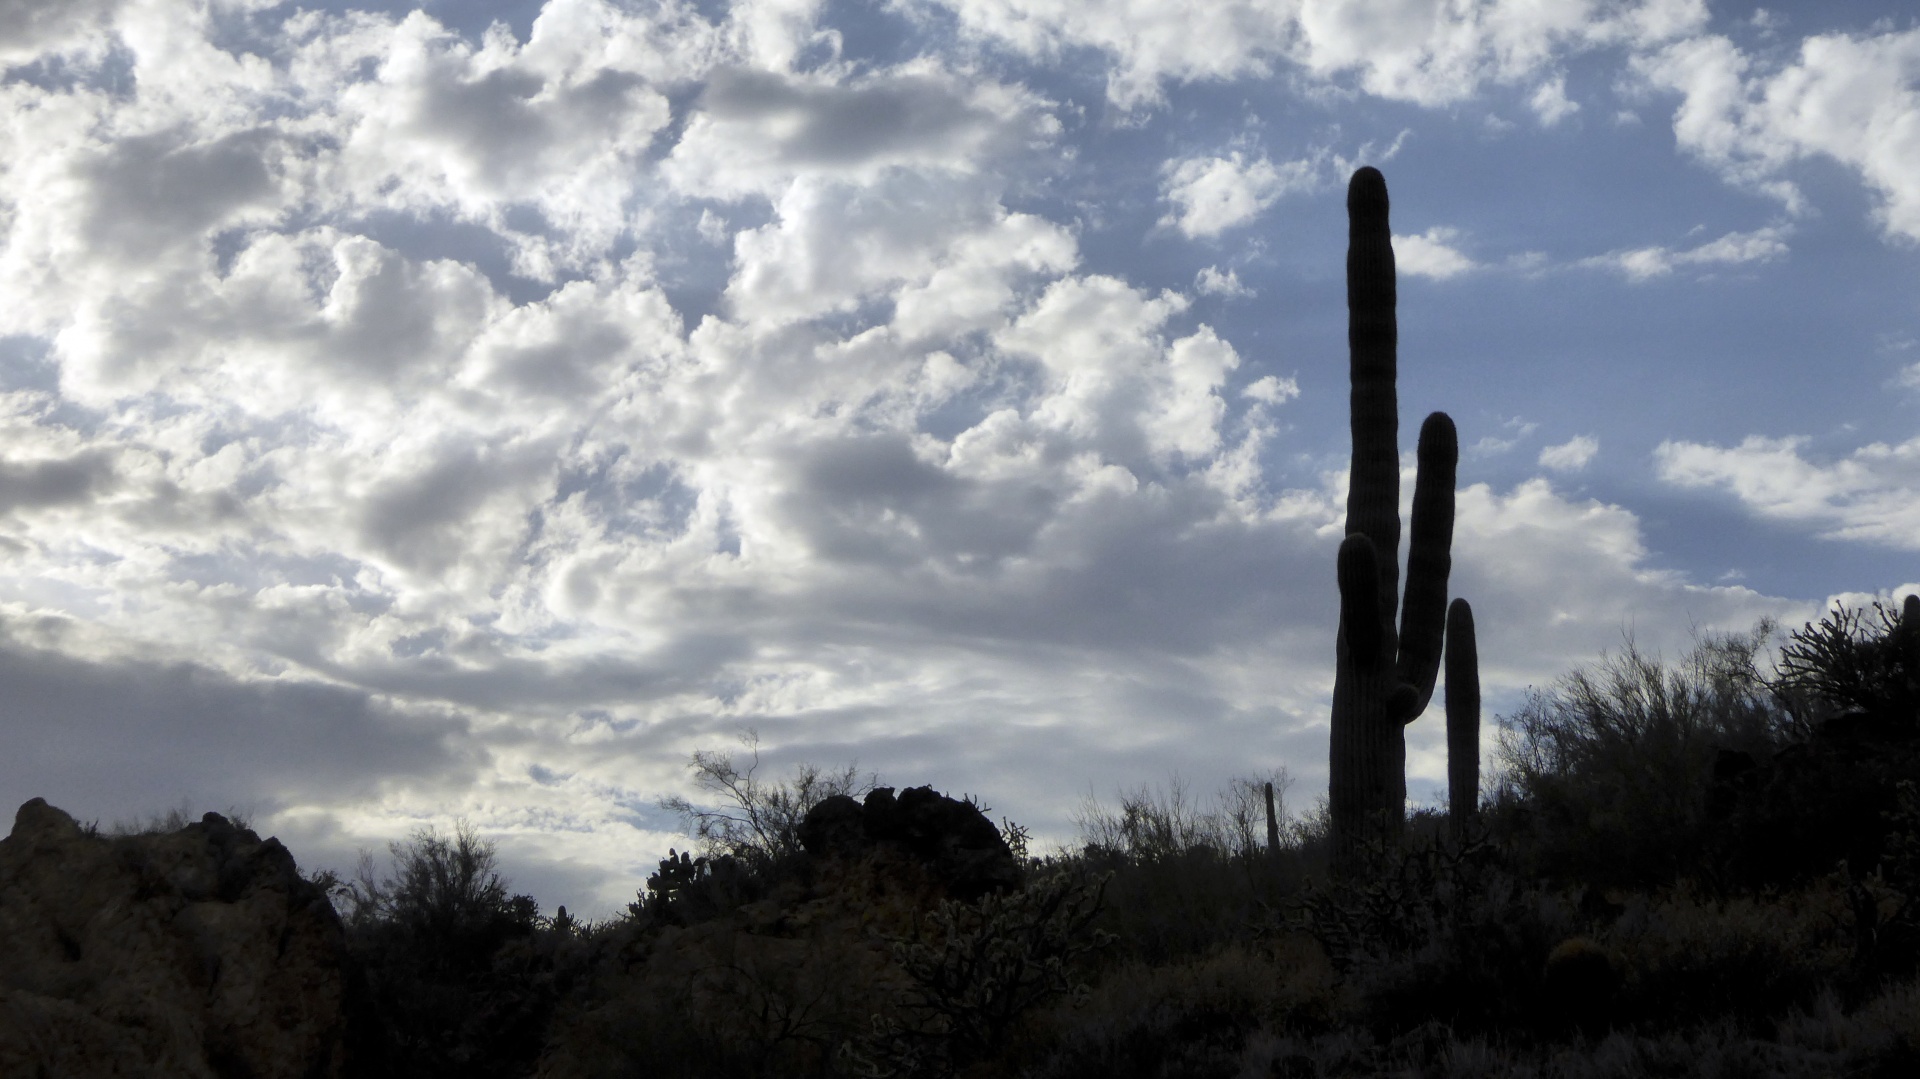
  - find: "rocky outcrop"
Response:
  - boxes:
[798,785,1021,902]
[0,797,364,1078]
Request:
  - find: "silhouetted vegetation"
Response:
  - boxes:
[83,599,1918,1076]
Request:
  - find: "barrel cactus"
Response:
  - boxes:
[1542,935,1620,1036]
[1328,166,1468,874]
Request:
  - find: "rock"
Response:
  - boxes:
[0,797,365,1078]
[799,785,1020,903]
[796,794,867,860]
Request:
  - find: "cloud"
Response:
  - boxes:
[1579,225,1789,280]
[1243,375,1299,405]
[1441,475,1792,706]
[928,0,1708,108]
[0,0,125,65]
[1530,73,1581,124]
[665,64,1058,200]
[1393,226,1479,279]
[0,0,1860,926]
[1194,266,1253,298]
[1470,418,1541,457]
[1655,435,1920,550]
[1159,151,1315,238]
[1538,435,1599,471]
[1633,25,1920,240]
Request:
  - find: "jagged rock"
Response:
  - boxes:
[0,797,363,1078]
[798,785,1020,903]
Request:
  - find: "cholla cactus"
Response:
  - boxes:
[1328,166,1462,873]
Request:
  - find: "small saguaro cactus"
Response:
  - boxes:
[1328,166,1461,874]
[1446,597,1480,840]
[1264,780,1282,857]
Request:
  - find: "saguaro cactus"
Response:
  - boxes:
[1264,780,1281,856]
[1328,166,1460,873]
[1446,597,1480,840]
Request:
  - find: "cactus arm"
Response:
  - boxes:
[1344,165,1401,628]
[1445,597,1480,837]
[1395,411,1458,720]
[1338,534,1385,668]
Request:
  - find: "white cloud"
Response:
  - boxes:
[1655,435,1920,549]
[1580,225,1789,280]
[1195,265,1253,298]
[1393,226,1478,279]
[1633,25,1920,240]
[1159,152,1314,238]
[1243,375,1299,405]
[1530,73,1581,124]
[1442,476,1791,702]
[1538,435,1599,471]
[928,0,1708,109]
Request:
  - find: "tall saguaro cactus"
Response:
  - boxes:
[1329,166,1460,874]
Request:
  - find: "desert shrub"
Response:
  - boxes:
[540,878,916,1079]
[1834,779,1920,992]
[1020,944,1323,1079]
[843,865,1117,1077]
[657,726,880,884]
[633,846,763,927]
[1070,772,1296,966]
[1606,879,1852,1037]
[1774,978,1920,1077]
[325,820,558,1079]
[1704,600,1920,893]
[1491,622,1792,891]
[90,798,256,836]
[1285,818,1579,1041]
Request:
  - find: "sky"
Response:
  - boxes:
[1,0,1917,923]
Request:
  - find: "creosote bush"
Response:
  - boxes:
[843,866,1117,1077]
[320,819,577,1079]
[1491,622,1793,890]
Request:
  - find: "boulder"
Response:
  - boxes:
[799,785,1020,902]
[0,797,365,1078]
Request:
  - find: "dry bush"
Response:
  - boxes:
[1016,939,1338,1079]
[1070,771,1299,967]
[540,860,924,1079]
[657,726,881,880]
[1492,623,1792,891]
[1605,877,1854,1036]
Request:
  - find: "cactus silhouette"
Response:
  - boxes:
[1446,597,1480,841]
[1328,166,1461,874]
[1264,780,1281,856]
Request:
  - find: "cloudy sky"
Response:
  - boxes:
[2,0,1916,922]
